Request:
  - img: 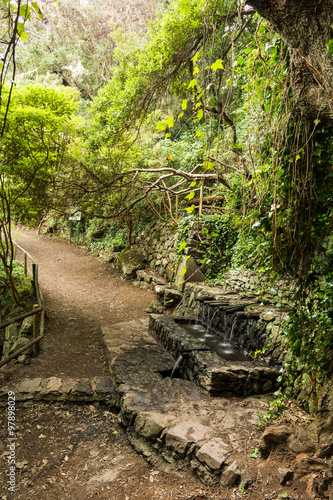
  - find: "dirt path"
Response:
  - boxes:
[4,226,155,382]
[0,228,223,500]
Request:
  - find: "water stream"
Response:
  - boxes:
[177,322,251,362]
[170,354,183,378]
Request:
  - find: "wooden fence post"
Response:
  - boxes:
[32,304,40,355]
[24,253,27,276]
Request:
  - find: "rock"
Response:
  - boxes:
[146,301,164,314]
[165,421,213,457]
[19,317,34,336]
[259,425,292,457]
[134,412,173,440]
[43,377,62,396]
[17,378,43,394]
[5,324,19,342]
[301,373,315,396]
[220,462,241,488]
[175,256,205,290]
[155,285,166,296]
[136,270,153,283]
[287,426,316,454]
[316,437,333,458]
[277,467,294,485]
[71,379,94,397]
[118,247,146,278]
[196,438,231,470]
[93,377,113,395]
[164,289,182,308]
[9,336,31,355]
[261,311,276,322]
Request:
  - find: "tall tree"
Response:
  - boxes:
[246,0,333,125]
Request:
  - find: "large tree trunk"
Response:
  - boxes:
[246,0,333,126]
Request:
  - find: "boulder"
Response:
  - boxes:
[118,247,146,278]
[19,316,34,336]
[175,256,205,291]
[164,289,182,308]
[259,424,292,457]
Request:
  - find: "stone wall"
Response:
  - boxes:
[133,222,298,307]
[134,221,177,280]
[223,270,298,307]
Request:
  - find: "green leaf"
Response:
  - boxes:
[211,59,223,71]
[188,78,197,89]
[185,191,195,200]
[19,5,31,21]
[156,121,166,131]
[165,116,174,128]
[236,56,244,66]
[195,129,202,138]
[327,38,333,55]
[32,2,43,19]
[191,52,199,64]
[185,204,196,213]
[178,240,187,252]
[276,168,284,180]
[196,108,203,121]
[193,66,200,75]
[182,99,187,110]
[178,112,184,119]
[17,23,28,41]
[190,181,196,187]
[165,132,171,138]
[258,24,265,35]
[180,265,187,275]
[203,161,214,170]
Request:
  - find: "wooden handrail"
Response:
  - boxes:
[0,238,45,366]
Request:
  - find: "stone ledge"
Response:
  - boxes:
[0,376,114,402]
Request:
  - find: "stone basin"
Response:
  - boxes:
[149,314,279,397]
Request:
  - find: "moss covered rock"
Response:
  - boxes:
[118,247,146,278]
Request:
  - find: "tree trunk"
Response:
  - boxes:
[246,0,333,125]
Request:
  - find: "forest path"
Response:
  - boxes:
[0,228,220,500]
[7,225,155,382]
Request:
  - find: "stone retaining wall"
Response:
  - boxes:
[133,221,297,307]
[134,221,177,280]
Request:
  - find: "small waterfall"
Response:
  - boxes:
[205,307,219,334]
[223,312,228,335]
[170,354,183,378]
[229,317,238,341]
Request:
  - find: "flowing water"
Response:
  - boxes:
[178,322,251,362]
[170,354,183,378]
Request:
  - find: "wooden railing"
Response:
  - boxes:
[0,240,45,367]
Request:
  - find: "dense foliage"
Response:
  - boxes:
[1,0,332,378]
